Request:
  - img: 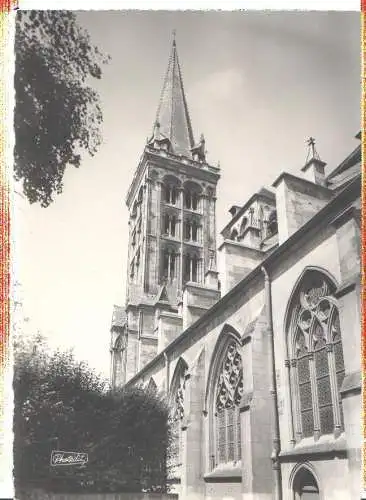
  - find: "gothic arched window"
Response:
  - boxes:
[183,182,201,211]
[192,192,199,211]
[213,340,243,467]
[162,249,178,281]
[164,214,177,238]
[183,254,201,283]
[167,361,187,479]
[164,185,178,205]
[292,467,320,500]
[111,333,127,389]
[289,270,345,440]
[184,219,199,242]
[191,221,198,241]
[184,220,191,240]
[184,190,192,209]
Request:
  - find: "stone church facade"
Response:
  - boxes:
[110,39,361,500]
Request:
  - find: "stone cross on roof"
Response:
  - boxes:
[305,137,321,164]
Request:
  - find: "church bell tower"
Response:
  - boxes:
[111,37,220,386]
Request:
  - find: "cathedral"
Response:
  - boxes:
[110,38,361,500]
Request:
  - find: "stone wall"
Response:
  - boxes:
[273,172,332,244]
[218,241,263,295]
[124,164,361,500]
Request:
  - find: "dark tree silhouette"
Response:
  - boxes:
[14,11,110,207]
[13,334,170,497]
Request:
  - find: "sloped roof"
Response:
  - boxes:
[152,39,195,158]
[260,231,279,253]
[326,142,361,183]
[327,160,361,191]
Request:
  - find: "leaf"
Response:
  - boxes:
[14,332,170,495]
[14,11,110,207]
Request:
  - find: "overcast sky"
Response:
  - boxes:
[15,10,360,378]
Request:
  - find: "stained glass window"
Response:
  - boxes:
[214,341,243,467]
[167,370,185,477]
[332,310,345,427]
[296,329,314,437]
[290,272,345,440]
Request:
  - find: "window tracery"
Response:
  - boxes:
[168,368,186,477]
[213,340,243,467]
[289,272,345,440]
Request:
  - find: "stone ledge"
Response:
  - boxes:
[301,157,326,173]
[218,239,265,258]
[140,335,158,342]
[203,464,242,483]
[159,311,182,321]
[186,299,220,312]
[279,435,347,462]
[272,171,332,199]
[183,281,221,295]
[335,275,359,298]
[340,370,361,397]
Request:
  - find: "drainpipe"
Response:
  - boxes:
[261,266,282,500]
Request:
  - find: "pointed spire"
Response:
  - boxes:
[152,34,195,158]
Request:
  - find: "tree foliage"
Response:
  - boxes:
[13,335,170,496]
[14,10,110,207]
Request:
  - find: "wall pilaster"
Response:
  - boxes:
[331,206,361,499]
[181,349,205,500]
